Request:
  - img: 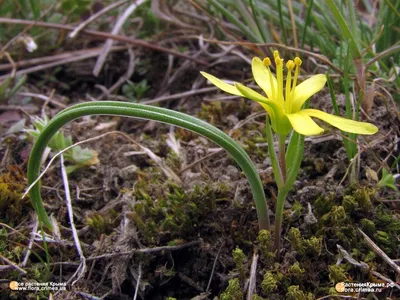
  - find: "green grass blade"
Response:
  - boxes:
[325,0,361,59]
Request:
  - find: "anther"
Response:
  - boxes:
[273,50,280,59]
[294,57,302,66]
[263,57,271,67]
[275,57,283,66]
[286,60,295,70]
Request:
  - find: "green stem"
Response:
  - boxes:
[278,134,287,184]
[265,116,283,188]
[28,101,270,231]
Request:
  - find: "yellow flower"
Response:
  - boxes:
[201,51,378,136]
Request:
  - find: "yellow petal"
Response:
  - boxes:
[200,71,243,96]
[291,74,326,113]
[301,109,379,135]
[286,112,324,136]
[234,82,270,105]
[252,57,277,99]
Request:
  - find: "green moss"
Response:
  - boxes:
[342,195,359,213]
[360,218,376,235]
[0,166,30,224]
[375,205,400,232]
[288,228,304,254]
[285,285,313,300]
[233,247,247,281]
[252,295,267,300]
[127,178,228,244]
[321,206,347,226]
[314,193,335,216]
[220,278,243,300]
[261,271,278,294]
[353,187,374,211]
[288,262,305,280]
[86,210,117,236]
[257,230,274,264]
[290,201,303,220]
[303,236,322,256]
[328,265,348,283]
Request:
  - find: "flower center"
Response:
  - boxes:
[263,51,302,114]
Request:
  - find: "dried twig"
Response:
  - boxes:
[69,0,129,39]
[133,262,142,300]
[246,252,259,300]
[0,253,27,275]
[0,18,208,65]
[358,228,400,275]
[85,240,201,261]
[21,214,39,267]
[206,241,224,292]
[0,46,128,81]
[93,1,146,76]
[60,154,87,286]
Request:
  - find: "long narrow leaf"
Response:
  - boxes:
[27,101,270,231]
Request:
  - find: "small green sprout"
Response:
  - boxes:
[26,116,99,174]
[378,168,398,191]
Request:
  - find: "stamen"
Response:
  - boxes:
[273,50,280,59]
[285,60,294,112]
[289,57,302,113]
[275,56,284,107]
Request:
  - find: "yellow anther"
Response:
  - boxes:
[263,57,271,67]
[286,60,295,70]
[275,56,283,66]
[273,50,280,59]
[294,57,302,66]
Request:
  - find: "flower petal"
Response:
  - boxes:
[200,71,243,96]
[291,74,326,113]
[286,112,324,136]
[252,57,277,99]
[301,109,379,135]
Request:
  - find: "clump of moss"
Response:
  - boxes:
[288,228,322,256]
[233,247,247,282]
[288,262,305,281]
[353,187,374,211]
[290,201,303,220]
[342,195,359,213]
[252,295,267,300]
[257,230,274,264]
[288,228,303,254]
[220,278,243,300]
[375,205,400,232]
[360,218,375,235]
[285,285,313,300]
[0,166,30,224]
[261,271,278,294]
[321,206,347,226]
[314,193,335,216]
[303,236,322,256]
[328,265,348,283]
[86,210,118,236]
[127,178,228,244]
